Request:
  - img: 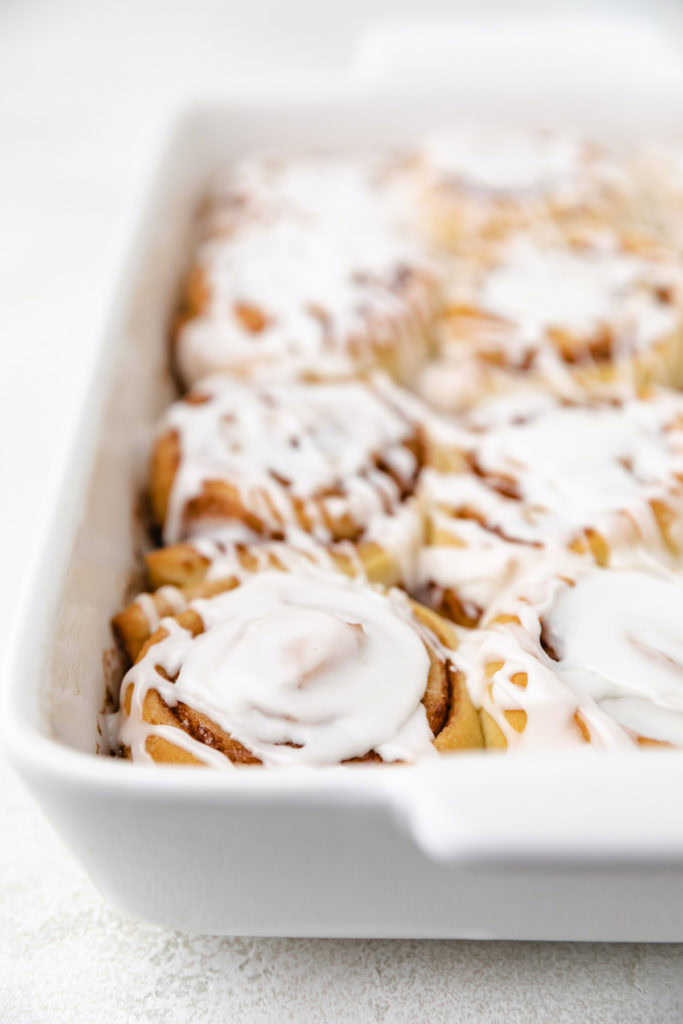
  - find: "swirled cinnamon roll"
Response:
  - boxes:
[417,230,683,413]
[414,127,637,252]
[418,389,683,627]
[117,569,483,766]
[149,374,432,585]
[175,154,438,388]
[456,559,683,750]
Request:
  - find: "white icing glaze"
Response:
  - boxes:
[178,220,435,386]
[417,229,683,413]
[418,391,683,617]
[119,571,442,767]
[419,511,549,619]
[361,502,425,589]
[417,126,639,252]
[416,347,586,414]
[178,153,436,387]
[423,128,591,196]
[456,561,683,750]
[479,235,679,351]
[161,375,422,546]
[203,153,418,237]
[457,386,562,430]
[133,592,161,634]
[470,398,683,543]
[133,586,187,634]
[455,605,636,751]
[545,569,683,746]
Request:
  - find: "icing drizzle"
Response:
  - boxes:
[477,234,680,353]
[418,391,683,618]
[120,571,444,767]
[457,562,683,749]
[161,374,424,546]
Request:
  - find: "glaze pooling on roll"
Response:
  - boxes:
[119,571,454,766]
[545,570,683,746]
[457,561,683,749]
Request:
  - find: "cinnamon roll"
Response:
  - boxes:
[174,155,438,388]
[117,568,484,766]
[417,230,683,413]
[196,152,419,240]
[149,374,430,584]
[415,127,637,252]
[418,389,683,627]
[456,559,683,750]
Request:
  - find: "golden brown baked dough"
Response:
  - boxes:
[114,537,422,663]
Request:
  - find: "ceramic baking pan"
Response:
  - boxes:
[7,22,683,937]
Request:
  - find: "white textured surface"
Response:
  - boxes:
[3,2,683,1020]
[3,750,683,1023]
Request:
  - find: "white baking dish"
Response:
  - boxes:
[7,22,683,939]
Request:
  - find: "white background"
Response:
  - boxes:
[2,1,683,1020]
